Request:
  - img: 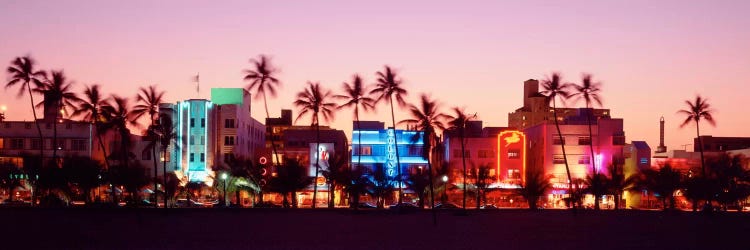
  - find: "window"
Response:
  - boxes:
[54,140,65,150]
[190,118,195,127]
[613,136,625,145]
[10,139,24,149]
[553,136,565,145]
[190,153,195,162]
[201,118,205,128]
[357,146,372,155]
[553,155,565,164]
[0,138,3,149]
[578,156,591,164]
[639,158,648,164]
[225,136,235,145]
[142,149,152,160]
[507,149,520,159]
[408,146,423,156]
[508,169,521,179]
[478,150,490,158]
[190,136,196,145]
[578,136,591,145]
[225,119,235,128]
[71,139,87,151]
[200,153,205,162]
[3,123,10,128]
[31,139,41,150]
[200,136,205,145]
[65,123,72,129]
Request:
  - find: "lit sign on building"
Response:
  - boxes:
[497,130,526,183]
[386,129,397,177]
[310,143,335,186]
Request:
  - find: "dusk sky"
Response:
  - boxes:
[2,0,749,152]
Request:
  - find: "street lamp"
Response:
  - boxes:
[442,175,449,204]
[0,105,6,122]
[221,172,228,207]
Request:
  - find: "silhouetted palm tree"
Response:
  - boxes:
[335,74,375,178]
[707,154,750,211]
[5,56,47,175]
[400,94,446,222]
[370,66,408,204]
[219,156,262,207]
[73,84,111,171]
[540,73,575,206]
[678,95,715,178]
[572,74,603,173]
[321,152,350,208]
[405,168,430,209]
[365,165,395,209]
[133,85,165,207]
[517,170,552,210]
[267,158,312,208]
[446,107,476,210]
[474,163,494,208]
[62,156,103,203]
[607,163,637,210]
[36,70,80,165]
[101,95,136,203]
[244,55,283,174]
[640,165,681,210]
[294,82,335,208]
[584,173,610,210]
[157,113,178,207]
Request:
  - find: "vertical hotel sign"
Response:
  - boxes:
[497,130,526,183]
[386,129,397,177]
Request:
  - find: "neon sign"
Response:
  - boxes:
[497,130,526,183]
[386,129,397,177]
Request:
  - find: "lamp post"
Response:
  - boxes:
[221,172,228,207]
[0,105,7,122]
[442,175,449,204]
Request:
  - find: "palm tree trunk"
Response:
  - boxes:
[236,189,241,207]
[552,99,575,209]
[312,115,320,208]
[461,129,467,210]
[427,147,436,225]
[389,98,403,205]
[152,141,158,208]
[27,84,44,207]
[262,93,281,182]
[695,122,709,206]
[162,147,168,208]
[355,108,363,207]
[586,108,597,174]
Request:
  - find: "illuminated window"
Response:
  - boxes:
[508,169,521,179]
[553,136,565,145]
[0,138,3,149]
[553,155,565,164]
[358,146,372,156]
[639,158,648,164]
[578,156,591,164]
[507,149,520,159]
[578,136,591,145]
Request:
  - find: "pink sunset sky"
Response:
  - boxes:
[1,0,749,152]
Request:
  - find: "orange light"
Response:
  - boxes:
[497,130,526,184]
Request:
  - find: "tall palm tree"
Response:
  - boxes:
[584,173,610,210]
[6,56,47,205]
[294,82,335,208]
[640,164,681,210]
[36,70,80,165]
[133,85,165,207]
[517,169,552,210]
[73,85,111,170]
[540,73,575,207]
[101,95,136,203]
[607,163,637,210]
[678,95,715,177]
[243,55,282,173]
[370,65,408,204]
[400,94,446,222]
[157,113,178,208]
[335,74,375,177]
[446,107,476,210]
[571,74,603,173]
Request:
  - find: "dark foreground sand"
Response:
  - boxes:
[1,208,747,250]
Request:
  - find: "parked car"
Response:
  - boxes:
[389,202,420,211]
[480,204,499,209]
[434,202,461,209]
[357,202,377,209]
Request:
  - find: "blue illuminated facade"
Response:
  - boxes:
[351,121,428,177]
[165,99,214,184]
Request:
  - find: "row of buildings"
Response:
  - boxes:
[2,80,749,208]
